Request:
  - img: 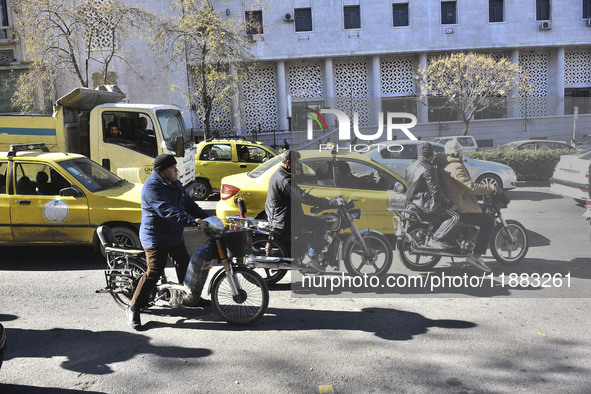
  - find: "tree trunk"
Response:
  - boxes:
[462,120,470,136]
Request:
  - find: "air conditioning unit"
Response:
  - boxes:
[284,13,294,21]
[586,18,591,27]
[539,21,552,31]
[246,33,257,42]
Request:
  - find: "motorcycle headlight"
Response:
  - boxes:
[350,208,362,220]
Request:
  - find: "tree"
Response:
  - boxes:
[155,0,261,139]
[415,52,532,135]
[10,0,154,112]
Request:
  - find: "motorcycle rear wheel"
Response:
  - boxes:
[343,232,393,277]
[397,225,442,271]
[211,266,269,326]
[250,236,289,285]
[490,219,528,264]
[108,258,148,310]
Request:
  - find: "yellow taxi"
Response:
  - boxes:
[0,143,142,249]
[216,150,406,235]
[194,138,278,200]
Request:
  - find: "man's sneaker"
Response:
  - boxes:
[304,256,324,272]
[466,254,491,272]
[169,289,185,309]
[126,305,141,330]
[426,238,453,249]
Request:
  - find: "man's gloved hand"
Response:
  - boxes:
[324,197,340,208]
[492,187,510,207]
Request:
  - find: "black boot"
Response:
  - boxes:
[126,305,141,330]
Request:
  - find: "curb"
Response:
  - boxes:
[515,181,550,188]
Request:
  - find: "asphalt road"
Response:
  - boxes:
[0,187,590,393]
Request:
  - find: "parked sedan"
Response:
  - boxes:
[216,150,406,234]
[364,140,517,189]
[499,139,573,151]
[549,148,591,206]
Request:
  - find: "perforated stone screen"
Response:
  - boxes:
[241,65,278,133]
[287,63,323,98]
[519,52,549,117]
[565,50,591,85]
[81,0,115,51]
[380,58,415,96]
[334,60,370,126]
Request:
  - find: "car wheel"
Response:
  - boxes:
[476,174,502,189]
[192,179,211,201]
[99,226,141,257]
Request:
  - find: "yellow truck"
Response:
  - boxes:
[0,86,196,190]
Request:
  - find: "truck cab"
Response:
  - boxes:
[1,86,196,191]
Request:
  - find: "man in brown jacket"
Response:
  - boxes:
[433,141,496,272]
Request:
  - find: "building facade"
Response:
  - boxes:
[3,0,591,147]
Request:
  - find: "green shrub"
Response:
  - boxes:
[466,148,577,181]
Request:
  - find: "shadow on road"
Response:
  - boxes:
[506,189,562,201]
[0,385,103,394]
[0,246,103,271]
[139,306,476,342]
[2,326,212,375]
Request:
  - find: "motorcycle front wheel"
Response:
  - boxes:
[250,235,288,285]
[107,257,147,310]
[490,219,529,264]
[343,232,393,277]
[397,225,442,271]
[211,266,269,326]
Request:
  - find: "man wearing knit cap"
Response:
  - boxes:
[126,154,209,330]
[405,142,459,249]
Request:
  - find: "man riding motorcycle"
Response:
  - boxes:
[433,140,500,272]
[264,149,339,271]
[405,142,460,249]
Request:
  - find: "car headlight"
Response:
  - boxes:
[506,168,516,176]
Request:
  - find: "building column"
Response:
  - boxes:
[370,55,381,126]
[276,61,289,132]
[511,49,521,119]
[325,58,335,109]
[556,47,565,116]
[418,53,428,124]
[230,65,243,135]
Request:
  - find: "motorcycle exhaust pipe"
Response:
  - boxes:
[411,247,469,258]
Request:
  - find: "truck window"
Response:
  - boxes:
[102,111,158,157]
[157,109,192,152]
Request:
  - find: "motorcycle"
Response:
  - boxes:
[388,192,528,271]
[96,217,269,326]
[228,196,393,285]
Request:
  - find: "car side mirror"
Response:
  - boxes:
[59,185,84,197]
[393,181,406,193]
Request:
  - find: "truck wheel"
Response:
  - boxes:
[192,179,211,201]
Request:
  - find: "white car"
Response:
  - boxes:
[364,140,517,189]
[432,136,479,152]
[549,148,591,206]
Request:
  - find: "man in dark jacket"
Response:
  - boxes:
[126,154,209,330]
[405,142,459,249]
[265,149,337,271]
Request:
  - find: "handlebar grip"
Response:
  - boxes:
[310,206,323,215]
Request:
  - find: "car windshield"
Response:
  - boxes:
[58,158,125,192]
[248,155,282,178]
[580,148,591,160]
[577,135,591,145]
[156,109,193,152]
